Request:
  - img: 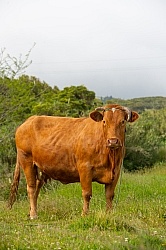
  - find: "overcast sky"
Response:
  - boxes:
[0,0,166,99]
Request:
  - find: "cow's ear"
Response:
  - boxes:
[128,111,139,123]
[90,111,103,122]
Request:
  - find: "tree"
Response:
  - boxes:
[53,85,96,117]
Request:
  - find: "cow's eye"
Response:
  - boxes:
[103,120,106,125]
[121,120,125,126]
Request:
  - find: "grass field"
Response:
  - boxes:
[0,163,166,250]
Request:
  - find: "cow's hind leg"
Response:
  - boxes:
[22,161,44,219]
[23,164,38,219]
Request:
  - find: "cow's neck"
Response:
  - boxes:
[108,147,124,180]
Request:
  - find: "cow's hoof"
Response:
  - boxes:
[30,215,38,220]
[81,211,88,217]
[27,214,38,220]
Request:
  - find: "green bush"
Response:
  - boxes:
[124,108,166,171]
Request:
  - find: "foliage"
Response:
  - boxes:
[0,164,166,249]
[52,85,97,117]
[106,96,166,113]
[124,108,166,171]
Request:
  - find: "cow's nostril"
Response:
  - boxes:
[107,138,121,148]
[108,138,118,145]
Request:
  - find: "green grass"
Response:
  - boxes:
[0,163,166,249]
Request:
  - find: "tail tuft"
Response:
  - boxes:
[8,161,20,209]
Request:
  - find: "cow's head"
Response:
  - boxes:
[90,104,139,149]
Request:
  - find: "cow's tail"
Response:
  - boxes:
[8,156,20,209]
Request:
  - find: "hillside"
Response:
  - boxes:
[103,96,166,113]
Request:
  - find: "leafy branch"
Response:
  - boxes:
[0,43,35,79]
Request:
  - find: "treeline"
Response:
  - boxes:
[103,96,166,113]
[0,75,165,173]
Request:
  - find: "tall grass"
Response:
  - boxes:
[0,163,166,249]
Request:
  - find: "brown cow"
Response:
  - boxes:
[8,104,139,219]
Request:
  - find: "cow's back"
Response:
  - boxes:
[16,115,88,147]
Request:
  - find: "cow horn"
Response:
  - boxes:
[95,107,105,112]
[123,107,132,121]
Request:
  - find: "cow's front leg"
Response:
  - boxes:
[81,188,92,216]
[79,167,92,216]
[105,184,115,211]
[105,169,120,211]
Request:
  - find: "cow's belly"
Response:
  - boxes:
[45,167,80,184]
[34,157,80,184]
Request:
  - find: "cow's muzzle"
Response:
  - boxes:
[107,138,122,149]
